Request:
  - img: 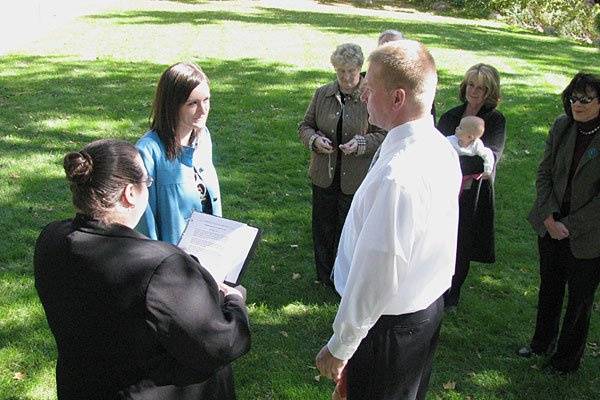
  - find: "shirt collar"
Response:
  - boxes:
[323,78,364,103]
[73,213,147,240]
[379,115,435,157]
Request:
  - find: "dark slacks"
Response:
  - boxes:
[444,187,476,308]
[346,296,444,400]
[530,234,600,372]
[312,183,353,284]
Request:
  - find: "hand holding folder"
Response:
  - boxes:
[178,211,261,285]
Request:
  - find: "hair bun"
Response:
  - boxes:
[63,150,94,184]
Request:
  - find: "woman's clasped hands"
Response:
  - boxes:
[543,215,570,240]
[314,131,359,155]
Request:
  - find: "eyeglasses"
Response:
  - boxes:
[142,176,154,188]
[569,95,598,105]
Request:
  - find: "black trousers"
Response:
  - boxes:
[530,234,600,372]
[346,296,444,400]
[444,188,475,308]
[311,183,353,284]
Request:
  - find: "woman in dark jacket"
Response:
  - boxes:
[437,63,506,309]
[519,72,600,372]
[34,139,250,400]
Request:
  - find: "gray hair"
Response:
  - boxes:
[378,29,404,45]
[330,43,364,69]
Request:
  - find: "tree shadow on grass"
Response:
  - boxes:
[85,7,600,76]
[1,52,599,399]
[0,54,333,299]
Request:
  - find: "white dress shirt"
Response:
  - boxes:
[447,135,495,175]
[328,116,462,361]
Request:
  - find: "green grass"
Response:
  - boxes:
[1,1,599,399]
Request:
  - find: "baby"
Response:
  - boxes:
[447,115,494,179]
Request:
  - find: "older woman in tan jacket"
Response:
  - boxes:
[298,43,385,287]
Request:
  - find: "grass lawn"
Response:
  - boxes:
[1,0,599,399]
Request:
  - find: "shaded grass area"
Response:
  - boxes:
[1,2,600,399]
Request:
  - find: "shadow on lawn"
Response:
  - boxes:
[0,54,331,294]
[1,53,598,399]
[86,7,600,76]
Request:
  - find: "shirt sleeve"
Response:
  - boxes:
[145,253,251,374]
[136,142,159,240]
[535,118,563,220]
[298,87,322,149]
[200,128,222,217]
[327,178,417,360]
[473,140,495,174]
[482,111,506,167]
[360,123,386,156]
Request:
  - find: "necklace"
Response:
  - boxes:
[578,124,600,136]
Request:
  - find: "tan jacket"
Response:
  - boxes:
[528,115,600,258]
[298,79,385,194]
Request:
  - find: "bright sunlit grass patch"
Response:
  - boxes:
[1,1,599,399]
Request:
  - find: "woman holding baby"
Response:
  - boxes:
[437,63,507,310]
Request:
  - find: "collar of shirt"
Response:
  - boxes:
[374,115,436,166]
[323,78,364,103]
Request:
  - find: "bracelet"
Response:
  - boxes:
[355,135,367,155]
[309,134,319,152]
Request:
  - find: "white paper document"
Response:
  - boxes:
[178,211,260,284]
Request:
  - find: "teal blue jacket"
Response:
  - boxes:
[136,129,222,244]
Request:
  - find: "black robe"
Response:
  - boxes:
[34,214,251,400]
[437,103,506,263]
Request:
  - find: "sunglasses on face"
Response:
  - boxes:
[569,95,598,105]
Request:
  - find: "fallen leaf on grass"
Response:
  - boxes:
[280,330,289,337]
[290,244,299,248]
[292,273,301,280]
[314,374,321,382]
[270,265,276,272]
[13,372,26,380]
[442,381,456,390]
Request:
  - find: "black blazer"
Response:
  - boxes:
[438,103,506,263]
[528,115,600,258]
[34,214,251,400]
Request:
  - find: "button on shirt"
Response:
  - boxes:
[328,117,462,361]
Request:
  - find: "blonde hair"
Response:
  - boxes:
[458,116,485,138]
[459,64,501,108]
[330,43,364,69]
[368,40,437,112]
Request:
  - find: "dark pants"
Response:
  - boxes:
[312,183,353,284]
[444,187,475,308]
[530,234,600,372]
[346,296,444,400]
